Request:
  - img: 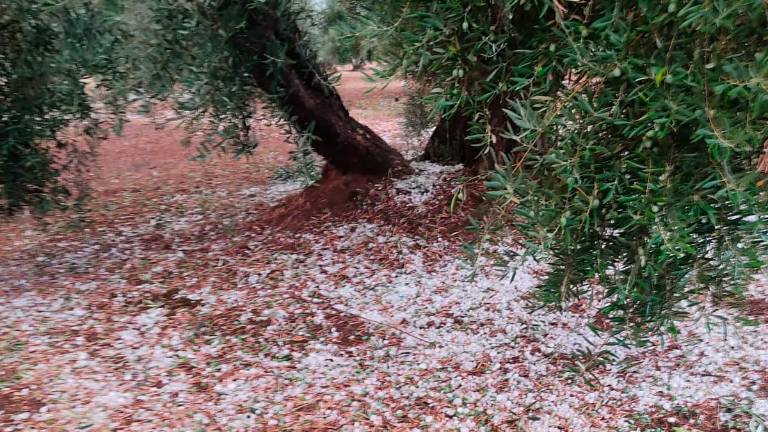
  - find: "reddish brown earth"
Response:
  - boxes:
[0,69,416,255]
[0,69,478,432]
[92,67,408,202]
[1,69,763,432]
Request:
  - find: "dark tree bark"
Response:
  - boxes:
[224,0,410,177]
[422,99,516,167]
[280,69,410,176]
[487,95,516,155]
[421,3,521,168]
[422,112,478,165]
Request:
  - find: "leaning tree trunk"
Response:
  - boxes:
[280,69,409,176]
[226,0,410,177]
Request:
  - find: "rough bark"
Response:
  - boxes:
[422,3,519,167]
[280,69,410,176]
[422,112,478,165]
[422,99,516,167]
[487,96,516,156]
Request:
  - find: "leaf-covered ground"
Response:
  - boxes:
[1,69,767,432]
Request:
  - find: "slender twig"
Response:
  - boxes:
[331,305,435,345]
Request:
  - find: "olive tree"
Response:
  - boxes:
[365,0,768,332]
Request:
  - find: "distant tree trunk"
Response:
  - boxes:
[422,112,478,165]
[225,0,410,177]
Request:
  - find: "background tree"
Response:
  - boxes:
[1,0,410,216]
[315,0,372,70]
[113,0,410,177]
[0,0,107,214]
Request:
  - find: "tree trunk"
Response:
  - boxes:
[281,69,410,176]
[422,112,478,165]
[228,1,410,177]
[423,3,523,168]
[423,101,516,167]
[487,96,516,156]
[425,93,524,169]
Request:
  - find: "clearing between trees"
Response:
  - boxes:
[1,70,766,432]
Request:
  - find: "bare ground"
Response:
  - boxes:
[1,70,766,432]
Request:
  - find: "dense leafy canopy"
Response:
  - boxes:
[365,0,768,332]
[0,1,106,213]
[110,0,326,155]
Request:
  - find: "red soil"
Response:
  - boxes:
[0,68,414,254]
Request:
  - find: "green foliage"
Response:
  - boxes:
[111,0,340,157]
[0,0,104,214]
[400,83,436,143]
[273,129,322,186]
[1,0,345,214]
[366,0,556,158]
[369,0,768,332]
[491,1,768,333]
[101,0,262,156]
